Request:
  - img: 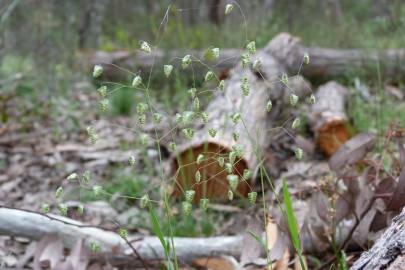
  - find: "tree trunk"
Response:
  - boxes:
[209,0,225,26]
[351,207,405,270]
[78,0,108,48]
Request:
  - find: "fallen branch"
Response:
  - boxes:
[351,207,405,270]
[0,207,243,265]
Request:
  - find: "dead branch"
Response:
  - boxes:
[0,207,243,265]
[351,207,405,270]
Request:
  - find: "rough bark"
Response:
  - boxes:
[351,207,405,270]
[0,207,243,265]
[170,38,311,201]
[86,48,242,79]
[267,32,405,81]
[87,32,405,81]
[309,81,350,156]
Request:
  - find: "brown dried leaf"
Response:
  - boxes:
[87,263,104,270]
[387,168,405,211]
[54,261,74,270]
[33,234,63,270]
[352,207,377,246]
[329,133,376,172]
[294,255,307,270]
[266,215,278,250]
[375,177,396,205]
[66,239,89,270]
[314,193,329,222]
[397,138,405,168]
[192,256,238,270]
[273,249,290,270]
[240,217,263,266]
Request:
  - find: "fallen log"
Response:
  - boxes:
[86,33,405,81]
[0,207,243,265]
[0,206,353,267]
[351,207,405,270]
[309,81,351,156]
[268,32,405,81]
[170,38,311,201]
[0,205,374,269]
[84,48,242,79]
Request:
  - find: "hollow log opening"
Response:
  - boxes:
[172,142,250,201]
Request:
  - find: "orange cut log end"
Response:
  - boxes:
[317,121,351,157]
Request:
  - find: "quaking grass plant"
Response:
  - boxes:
[45,2,315,269]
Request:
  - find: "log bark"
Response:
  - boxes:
[85,48,242,79]
[0,207,243,265]
[0,206,366,268]
[309,81,351,156]
[351,207,405,270]
[87,33,405,81]
[267,32,405,81]
[170,39,311,201]
[0,207,354,266]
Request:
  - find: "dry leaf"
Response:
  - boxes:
[293,255,307,270]
[33,234,63,270]
[266,215,278,250]
[192,256,238,270]
[387,168,405,211]
[329,133,376,172]
[240,217,263,266]
[66,239,89,270]
[273,249,290,270]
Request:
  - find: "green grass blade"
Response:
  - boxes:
[282,179,301,252]
[148,203,169,259]
[247,230,267,252]
[339,250,349,270]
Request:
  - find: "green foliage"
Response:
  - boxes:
[148,203,171,260]
[348,88,405,134]
[339,250,349,270]
[283,179,306,270]
[111,86,135,115]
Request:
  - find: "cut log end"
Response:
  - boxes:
[310,81,351,157]
[171,142,250,201]
[317,120,351,157]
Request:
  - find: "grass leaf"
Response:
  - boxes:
[148,203,169,259]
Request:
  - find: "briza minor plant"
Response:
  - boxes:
[43,2,315,269]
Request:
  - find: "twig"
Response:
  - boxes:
[0,205,149,269]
